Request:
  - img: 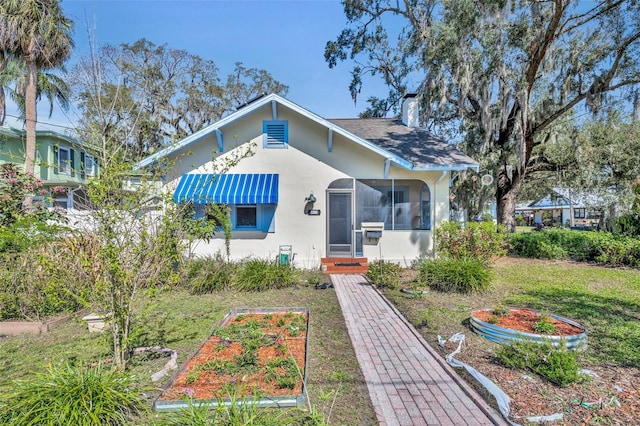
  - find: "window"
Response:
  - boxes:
[263,120,288,148]
[54,197,69,209]
[235,205,257,228]
[58,147,71,175]
[191,203,275,233]
[355,179,430,231]
[84,153,95,177]
[574,208,586,219]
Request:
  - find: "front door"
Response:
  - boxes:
[327,191,353,257]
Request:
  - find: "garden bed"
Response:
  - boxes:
[471,307,588,350]
[154,307,309,411]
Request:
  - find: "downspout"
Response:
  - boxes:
[433,170,448,257]
[383,158,391,179]
[435,170,447,224]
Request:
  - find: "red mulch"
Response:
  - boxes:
[158,312,307,401]
[473,308,585,336]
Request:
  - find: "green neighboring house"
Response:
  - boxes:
[0,127,100,209]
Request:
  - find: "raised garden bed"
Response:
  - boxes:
[470,307,587,350]
[154,307,309,411]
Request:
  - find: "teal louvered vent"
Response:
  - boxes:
[263,120,288,148]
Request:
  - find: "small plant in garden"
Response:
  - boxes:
[186,371,200,384]
[488,315,499,324]
[534,316,557,334]
[366,260,401,289]
[496,340,583,387]
[492,302,510,317]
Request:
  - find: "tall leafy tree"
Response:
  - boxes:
[0,0,73,186]
[571,112,640,222]
[71,38,288,162]
[326,0,640,230]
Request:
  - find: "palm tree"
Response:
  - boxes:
[0,0,73,204]
[0,56,70,126]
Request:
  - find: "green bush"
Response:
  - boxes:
[0,363,147,425]
[496,340,582,387]
[184,255,238,294]
[435,221,508,265]
[419,258,494,293]
[0,241,91,320]
[508,229,640,267]
[366,260,401,290]
[234,259,299,292]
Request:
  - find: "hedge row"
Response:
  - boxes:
[508,229,640,267]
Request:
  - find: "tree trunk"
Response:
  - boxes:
[496,166,524,232]
[23,61,38,209]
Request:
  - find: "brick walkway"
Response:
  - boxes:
[331,274,508,426]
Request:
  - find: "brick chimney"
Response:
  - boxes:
[401,94,419,128]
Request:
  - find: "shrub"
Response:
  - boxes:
[184,255,238,294]
[366,260,401,290]
[508,229,640,267]
[0,239,91,320]
[495,340,582,387]
[0,363,147,425]
[419,258,494,293]
[234,259,299,292]
[435,221,508,265]
[611,212,640,237]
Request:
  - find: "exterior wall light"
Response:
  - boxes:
[305,192,316,203]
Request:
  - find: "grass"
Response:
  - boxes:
[386,257,640,367]
[0,280,377,425]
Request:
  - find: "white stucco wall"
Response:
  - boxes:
[162,102,454,267]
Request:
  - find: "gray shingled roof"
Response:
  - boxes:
[328,118,478,170]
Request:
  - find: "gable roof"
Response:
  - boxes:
[0,126,100,152]
[328,118,476,170]
[135,93,478,172]
[524,188,602,209]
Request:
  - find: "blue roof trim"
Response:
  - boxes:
[174,173,279,205]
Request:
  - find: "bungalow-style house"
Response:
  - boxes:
[515,188,602,228]
[0,127,99,209]
[137,94,478,268]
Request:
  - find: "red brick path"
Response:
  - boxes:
[331,274,508,426]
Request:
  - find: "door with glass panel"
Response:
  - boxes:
[327,191,353,257]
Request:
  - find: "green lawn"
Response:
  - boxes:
[387,257,640,367]
[383,256,640,424]
[0,283,377,425]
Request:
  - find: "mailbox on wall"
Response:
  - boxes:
[361,222,384,245]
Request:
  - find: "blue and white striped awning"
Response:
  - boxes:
[174,173,279,204]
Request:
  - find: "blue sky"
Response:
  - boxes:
[5,0,391,132]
